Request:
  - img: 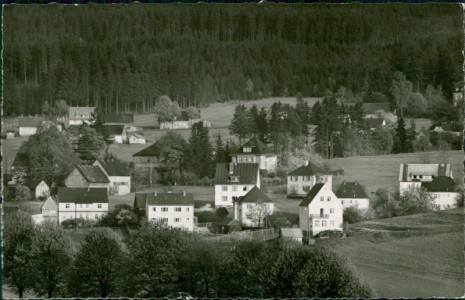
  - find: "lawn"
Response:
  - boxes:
[2,135,29,174]
[318,208,464,298]
[326,150,463,195]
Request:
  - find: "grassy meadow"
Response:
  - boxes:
[318,208,464,297]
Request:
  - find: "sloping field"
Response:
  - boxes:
[327,150,463,194]
[318,209,464,297]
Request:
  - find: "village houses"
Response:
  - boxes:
[92,159,131,195]
[18,117,44,136]
[231,137,278,173]
[57,187,109,223]
[104,125,128,144]
[336,182,370,210]
[68,106,95,126]
[299,181,343,237]
[26,179,50,199]
[31,196,58,224]
[65,164,111,193]
[233,186,274,227]
[214,162,260,207]
[287,161,332,197]
[134,191,194,231]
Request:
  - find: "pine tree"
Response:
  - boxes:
[229,104,253,144]
[393,117,408,153]
[214,134,226,164]
[407,119,417,152]
[185,122,213,178]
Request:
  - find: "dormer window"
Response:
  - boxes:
[243,147,252,153]
[229,176,240,182]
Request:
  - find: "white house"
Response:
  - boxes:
[26,180,50,199]
[104,125,127,144]
[57,187,109,223]
[18,117,44,136]
[399,163,453,193]
[287,161,332,196]
[92,160,131,196]
[142,191,194,231]
[421,176,459,210]
[68,107,95,126]
[129,133,146,144]
[64,165,111,192]
[32,196,59,224]
[231,138,278,173]
[214,162,260,207]
[299,182,343,237]
[336,182,370,210]
[233,186,274,227]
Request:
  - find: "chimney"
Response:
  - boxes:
[183,191,186,196]
[229,162,234,175]
[303,161,309,167]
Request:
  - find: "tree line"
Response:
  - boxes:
[4,4,462,116]
[4,211,374,298]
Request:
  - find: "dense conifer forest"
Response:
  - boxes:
[3,4,463,116]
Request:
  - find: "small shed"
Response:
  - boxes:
[218,218,242,234]
[26,180,50,199]
[280,228,303,243]
[129,134,146,144]
[6,131,15,139]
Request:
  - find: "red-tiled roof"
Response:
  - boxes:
[214,163,259,185]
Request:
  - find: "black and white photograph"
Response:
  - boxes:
[2,2,464,298]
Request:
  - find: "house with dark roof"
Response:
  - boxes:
[299,182,343,237]
[26,179,50,199]
[69,107,95,126]
[132,143,162,172]
[399,163,453,193]
[362,117,386,131]
[103,125,128,144]
[231,138,278,173]
[233,186,274,227]
[287,161,332,197]
[64,165,111,193]
[92,160,131,195]
[102,113,134,126]
[421,176,459,210]
[214,162,260,207]
[336,182,370,210]
[137,191,194,231]
[57,187,109,223]
[18,117,44,136]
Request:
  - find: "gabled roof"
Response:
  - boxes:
[69,107,95,120]
[102,113,134,124]
[422,176,457,192]
[25,179,48,189]
[104,125,125,136]
[132,143,159,157]
[362,103,391,114]
[19,117,44,128]
[42,196,58,210]
[288,162,327,176]
[133,193,148,209]
[399,163,453,181]
[58,187,108,204]
[363,117,385,129]
[336,182,368,199]
[236,138,274,155]
[214,163,259,185]
[145,192,194,206]
[281,228,303,239]
[76,165,110,183]
[299,183,325,206]
[95,160,129,177]
[235,186,273,204]
[129,133,145,139]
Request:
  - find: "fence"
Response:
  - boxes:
[207,228,279,243]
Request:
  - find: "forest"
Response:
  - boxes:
[3,4,463,116]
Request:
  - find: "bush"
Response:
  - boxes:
[195,211,223,223]
[343,207,367,224]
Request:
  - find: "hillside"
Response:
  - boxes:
[318,208,464,297]
[326,150,463,194]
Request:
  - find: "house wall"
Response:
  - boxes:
[58,202,108,223]
[114,135,124,144]
[109,176,131,195]
[19,127,37,136]
[430,192,459,210]
[129,136,146,144]
[215,184,255,207]
[340,198,370,210]
[287,175,332,196]
[239,202,275,227]
[147,205,194,231]
[35,181,50,198]
[299,184,343,236]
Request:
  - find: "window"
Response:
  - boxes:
[341,200,345,204]
[330,220,335,226]
[98,204,102,209]
[174,218,181,222]
[350,200,353,203]
[65,204,70,209]
[315,220,320,227]
[95,214,99,219]
[187,207,190,212]
[222,196,228,202]
[327,196,331,201]
[161,207,168,212]
[238,157,242,162]
[222,186,228,191]
[320,196,324,201]
[187,218,190,221]
[175,207,182,212]
[330,208,334,214]
[153,207,156,212]
[232,186,238,192]
[247,204,253,209]
[243,186,248,191]
[320,208,324,215]
[79,204,83,208]
[244,147,252,153]
[80,214,83,218]
[433,194,438,199]
[161,218,168,222]
[322,220,327,227]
